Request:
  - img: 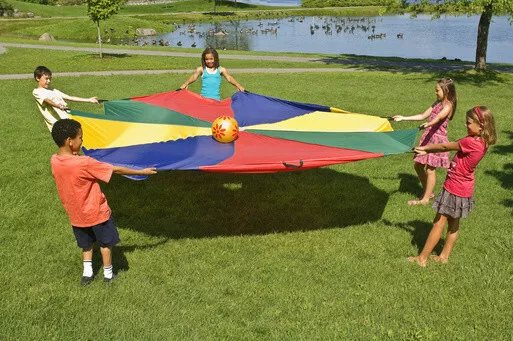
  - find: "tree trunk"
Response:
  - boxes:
[213,0,217,12]
[475,4,493,71]
[96,21,103,59]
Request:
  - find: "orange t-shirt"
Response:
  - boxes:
[51,154,113,227]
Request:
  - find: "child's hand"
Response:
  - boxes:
[413,147,427,155]
[180,84,188,90]
[140,167,157,175]
[90,97,99,104]
[419,122,428,130]
[237,85,245,92]
[393,115,404,122]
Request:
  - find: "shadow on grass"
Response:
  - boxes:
[382,219,441,254]
[486,130,513,215]
[88,53,131,59]
[315,56,513,84]
[104,168,389,240]
[395,172,422,198]
[424,69,510,86]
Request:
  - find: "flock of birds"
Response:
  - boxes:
[103,16,405,48]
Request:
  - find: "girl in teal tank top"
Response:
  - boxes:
[200,67,221,100]
[180,48,245,100]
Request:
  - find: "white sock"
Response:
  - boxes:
[83,260,93,277]
[104,265,113,279]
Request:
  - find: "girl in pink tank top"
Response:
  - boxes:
[393,78,457,205]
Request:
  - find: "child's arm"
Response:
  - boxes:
[220,67,245,92]
[413,142,460,155]
[61,94,99,104]
[421,103,452,129]
[113,166,157,176]
[393,106,432,122]
[180,67,203,89]
[44,98,68,111]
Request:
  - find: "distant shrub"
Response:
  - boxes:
[18,0,56,5]
[302,0,393,8]
[56,0,87,4]
[0,0,14,16]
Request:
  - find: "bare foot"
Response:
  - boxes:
[429,255,448,264]
[408,199,429,206]
[417,193,435,200]
[408,256,427,268]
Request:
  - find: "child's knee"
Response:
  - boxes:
[426,165,436,173]
[447,218,460,233]
[447,224,459,233]
[414,162,424,170]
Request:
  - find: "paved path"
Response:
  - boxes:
[1,42,512,80]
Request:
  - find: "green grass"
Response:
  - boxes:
[0,46,358,74]
[1,46,513,340]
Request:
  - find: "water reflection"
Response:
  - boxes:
[135,15,513,64]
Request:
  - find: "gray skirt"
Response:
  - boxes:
[432,188,475,218]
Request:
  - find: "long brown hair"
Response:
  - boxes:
[438,78,457,120]
[201,48,219,69]
[467,106,497,146]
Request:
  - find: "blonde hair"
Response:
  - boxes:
[438,78,457,120]
[467,106,497,146]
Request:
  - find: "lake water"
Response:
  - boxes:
[138,15,513,64]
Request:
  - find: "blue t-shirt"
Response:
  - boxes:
[201,67,221,100]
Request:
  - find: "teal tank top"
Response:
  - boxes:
[201,67,221,100]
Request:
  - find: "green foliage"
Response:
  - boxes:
[57,0,86,5]
[404,0,513,18]
[87,0,124,23]
[1,0,88,17]
[302,0,394,8]
[0,0,14,15]
[17,0,55,5]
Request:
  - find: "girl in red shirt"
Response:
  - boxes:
[408,106,497,267]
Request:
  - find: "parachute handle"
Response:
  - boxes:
[282,160,303,168]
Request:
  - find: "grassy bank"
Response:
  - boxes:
[0,46,512,339]
[1,0,385,42]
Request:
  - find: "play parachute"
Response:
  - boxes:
[69,90,417,177]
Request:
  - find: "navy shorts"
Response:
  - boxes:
[72,216,120,249]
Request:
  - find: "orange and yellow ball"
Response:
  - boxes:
[212,116,239,143]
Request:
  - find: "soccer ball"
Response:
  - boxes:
[212,116,239,143]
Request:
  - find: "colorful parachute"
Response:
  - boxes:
[69,90,417,177]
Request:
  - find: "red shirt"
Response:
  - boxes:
[51,154,113,227]
[443,136,487,198]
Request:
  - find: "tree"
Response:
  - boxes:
[0,0,14,16]
[397,0,513,71]
[87,0,124,58]
[208,0,219,12]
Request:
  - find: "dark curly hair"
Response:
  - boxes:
[201,48,219,69]
[51,119,81,147]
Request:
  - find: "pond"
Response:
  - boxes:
[136,14,513,64]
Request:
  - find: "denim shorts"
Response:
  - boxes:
[72,215,120,249]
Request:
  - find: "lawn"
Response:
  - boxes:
[0,47,512,340]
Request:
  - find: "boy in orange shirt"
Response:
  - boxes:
[51,119,157,285]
